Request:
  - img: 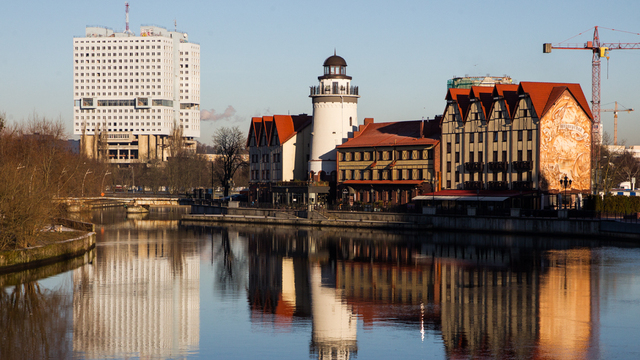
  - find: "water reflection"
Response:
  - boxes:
[192,224,612,360]
[0,282,73,360]
[4,207,640,359]
[73,209,199,359]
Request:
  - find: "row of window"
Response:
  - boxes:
[251,170,271,180]
[451,130,533,145]
[446,149,532,169]
[75,44,164,50]
[251,153,281,163]
[340,168,430,181]
[445,171,533,188]
[340,149,434,162]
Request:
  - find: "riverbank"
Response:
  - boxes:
[182,207,640,240]
[0,219,96,274]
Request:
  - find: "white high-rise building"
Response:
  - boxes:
[73,23,200,163]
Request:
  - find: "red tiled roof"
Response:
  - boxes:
[337,120,439,148]
[518,82,593,121]
[247,114,312,148]
[469,86,494,119]
[444,88,471,124]
[492,84,520,119]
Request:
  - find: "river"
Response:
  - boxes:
[2,208,640,359]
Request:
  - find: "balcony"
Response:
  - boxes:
[487,181,509,190]
[513,181,533,190]
[310,85,359,96]
[512,160,533,172]
[464,181,484,190]
[488,161,508,172]
[464,162,484,173]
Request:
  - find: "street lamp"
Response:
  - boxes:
[82,169,93,198]
[560,175,572,209]
[101,171,112,196]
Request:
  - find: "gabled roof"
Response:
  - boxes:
[469,86,494,120]
[443,88,471,124]
[247,114,312,148]
[518,82,593,121]
[492,84,519,119]
[337,120,439,149]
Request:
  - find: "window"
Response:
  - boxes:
[527,150,532,161]
[478,132,483,143]
[493,151,498,162]
[469,151,474,162]
[455,171,460,182]
[527,130,533,141]
[455,152,460,163]
[455,133,460,144]
[502,131,508,142]
[517,150,523,162]
[447,142,451,154]
[427,149,434,160]
[447,180,452,188]
[478,151,483,162]
[469,133,474,143]
[518,130,523,141]
[502,150,507,161]
[447,161,451,172]
[493,132,498,142]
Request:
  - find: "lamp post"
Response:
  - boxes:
[101,171,112,196]
[560,175,572,209]
[82,169,93,198]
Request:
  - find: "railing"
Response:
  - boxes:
[487,181,509,190]
[464,181,484,190]
[488,161,508,172]
[512,161,533,171]
[464,162,484,172]
[512,181,533,190]
[310,85,359,96]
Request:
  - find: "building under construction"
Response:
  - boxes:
[447,76,513,89]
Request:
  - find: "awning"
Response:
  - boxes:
[413,195,510,202]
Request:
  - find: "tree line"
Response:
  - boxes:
[0,113,247,250]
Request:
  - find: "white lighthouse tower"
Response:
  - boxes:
[309,53,359,181]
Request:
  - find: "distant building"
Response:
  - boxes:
[73,20,200,165]
[447,75,513,89]
[440,82,593,206]
[336,118,441,205]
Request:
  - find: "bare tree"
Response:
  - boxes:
[212,126,247,197]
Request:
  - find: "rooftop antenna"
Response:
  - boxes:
[174,19,177,31]
[124,2,134,35]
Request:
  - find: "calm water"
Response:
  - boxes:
[2,208,640,360]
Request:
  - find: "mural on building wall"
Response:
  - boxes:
[539,92,592,191]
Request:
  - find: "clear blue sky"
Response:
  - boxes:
[1,0,640,145]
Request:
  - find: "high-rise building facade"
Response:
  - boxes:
[73,25,200,163]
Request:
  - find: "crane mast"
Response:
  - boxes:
[544,26,640,192]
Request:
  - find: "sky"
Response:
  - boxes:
[1,0,640,145]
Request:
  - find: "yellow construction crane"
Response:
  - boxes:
[601,101,634,145]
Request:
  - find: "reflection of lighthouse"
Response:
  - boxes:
[308,53,359,181]
[310,263,357,360]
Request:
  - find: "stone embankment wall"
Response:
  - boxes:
[185,207,640,239]
[0,220,96,274]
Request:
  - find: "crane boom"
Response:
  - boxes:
[543,26,640,192]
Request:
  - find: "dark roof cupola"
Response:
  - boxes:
[320,52,351,80]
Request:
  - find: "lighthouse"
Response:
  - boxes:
[309,53,359,181]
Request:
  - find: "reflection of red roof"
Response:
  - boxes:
[337,120,439,148]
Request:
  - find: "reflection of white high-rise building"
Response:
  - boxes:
[310,263,357,360]
[72,238,199,359]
